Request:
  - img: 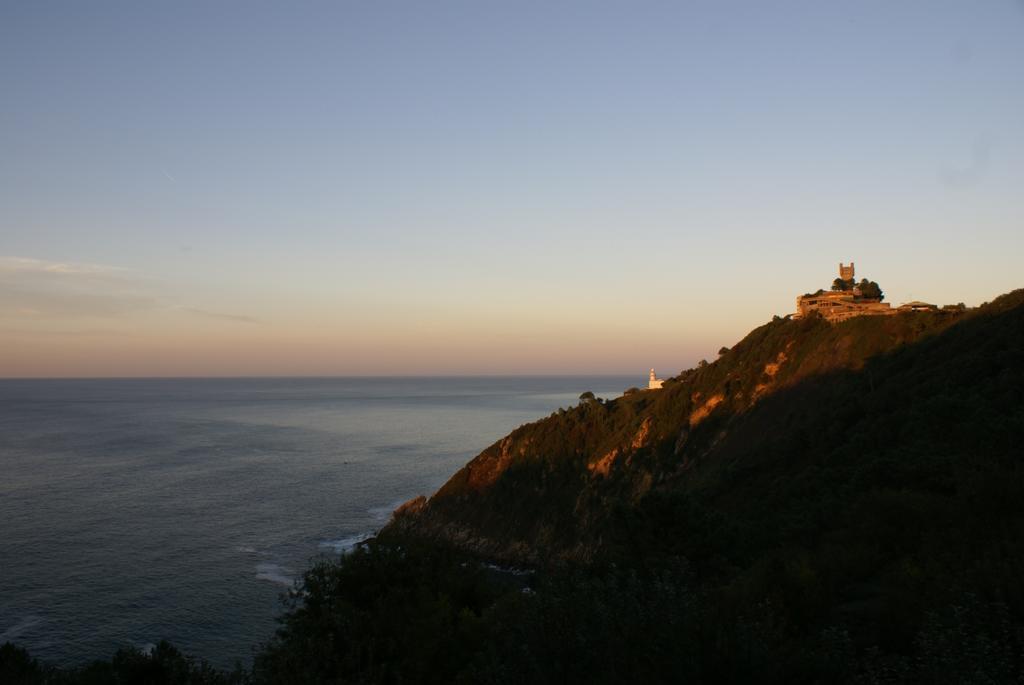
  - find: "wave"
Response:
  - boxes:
[318,498,411,555]
[483,562,533,577]
[236,545,269,556]
[368,497,414,523]
[319,532,373,554]
[254,562,294,587]
[0,615,44,642]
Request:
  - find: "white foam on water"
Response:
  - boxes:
[368,498,414,523]
[318,499,413,555]
[483,562,533,577]
[319,532,372,554]
[254,562,295,587]
[0,615,44,642]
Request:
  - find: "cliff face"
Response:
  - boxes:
[384,291,1024,568]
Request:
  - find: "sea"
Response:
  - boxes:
[0,376,633,670]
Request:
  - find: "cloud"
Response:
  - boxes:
[0,256,130,278]
[0,256,258,327]
[177,307,259,324]
[0,256,151,322]
[0,283,156,319]
[0,327,132,338]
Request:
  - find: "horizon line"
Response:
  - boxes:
[0,372,651,381]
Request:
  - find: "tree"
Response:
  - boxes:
[718,347,730,356]
[832,278,852,292]
[0,643,45,684]
[579,391,596,402]
[857,278,884,301]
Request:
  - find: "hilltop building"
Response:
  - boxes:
[648,369,664,390]
[898,301,939,312]
[794,262,941,322]
[794,262,894,322]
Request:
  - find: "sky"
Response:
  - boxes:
[2,1,1023,377]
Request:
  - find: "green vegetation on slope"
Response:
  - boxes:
[387,297,978,564]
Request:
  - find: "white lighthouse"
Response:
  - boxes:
[648,368,664,390]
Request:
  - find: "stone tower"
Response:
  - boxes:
[839,262,855,282]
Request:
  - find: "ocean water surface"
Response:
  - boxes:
[0,376,632,669]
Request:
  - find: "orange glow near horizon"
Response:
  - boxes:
[1,252,1018,378]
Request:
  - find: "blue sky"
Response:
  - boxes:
[2,1,1023,376]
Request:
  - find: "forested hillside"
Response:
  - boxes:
[258,289,1024,683]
